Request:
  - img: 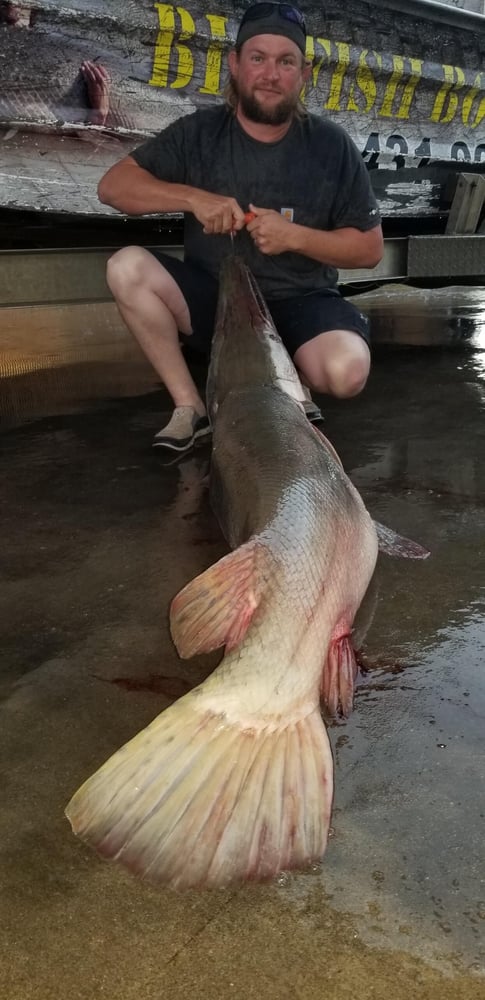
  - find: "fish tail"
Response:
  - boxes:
[65,694,333,889]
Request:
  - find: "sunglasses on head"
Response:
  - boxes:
[240,3,306,33]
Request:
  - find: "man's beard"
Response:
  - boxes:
[234,81,296,125]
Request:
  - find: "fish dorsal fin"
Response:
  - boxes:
[375,520,430,559]
[170,539,268,658]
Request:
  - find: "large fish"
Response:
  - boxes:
[65,256,427,889]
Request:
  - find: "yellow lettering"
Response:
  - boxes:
[461,72,485,128]
[347,50,380,114]
[199,14,227,95]
[301,36,332,106]
[297,37,308,104]
[307,37,332,91]
[429,65,465,124]
[379,56,422,119]
[326,42,350,111]
[149,3,195,90]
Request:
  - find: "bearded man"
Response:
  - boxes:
[99,2,383,452]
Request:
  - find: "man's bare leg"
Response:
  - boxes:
[294,329,371,398]
[106,246,206,415]
[106,246,211,451]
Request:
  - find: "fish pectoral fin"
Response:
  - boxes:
[170,539,268,658]
[321,633,358,719]
[374,520,430,560]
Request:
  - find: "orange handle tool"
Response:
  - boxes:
[231,211,256,238]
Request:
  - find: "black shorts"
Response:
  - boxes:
[150,251,370,358]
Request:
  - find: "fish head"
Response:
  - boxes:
[206,256,305,424]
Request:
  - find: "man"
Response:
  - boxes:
[99,2,383,452]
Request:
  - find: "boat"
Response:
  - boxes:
[1,0,484,374]
[1,0,484,223]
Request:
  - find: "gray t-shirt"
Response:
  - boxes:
[131,107,380,300]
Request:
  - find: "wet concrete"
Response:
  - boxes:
[1,301,485,998]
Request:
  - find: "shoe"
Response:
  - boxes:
[152,406,211,453]
[301,386,324,424]
[302,399,324,424]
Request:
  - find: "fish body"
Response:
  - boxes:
[199,383,378,718]
[65,257,422,889]
[176,257,378,721]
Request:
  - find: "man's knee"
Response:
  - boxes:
[303,351,370,398]
[106,246,148,298]
[322,353,370,397]
[295,330,370,399]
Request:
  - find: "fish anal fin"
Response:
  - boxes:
[375,520,430,560]
[321,633,358,719]
[170,540,267,658]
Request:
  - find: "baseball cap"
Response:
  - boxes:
[235,2,307,56]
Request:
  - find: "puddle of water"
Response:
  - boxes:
[350,284,485,348]
[1,291,485,997]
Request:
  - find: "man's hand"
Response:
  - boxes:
[187,192,246,234]
[81,61,110,123]
[247,204,384,268]
[246,204,295,255]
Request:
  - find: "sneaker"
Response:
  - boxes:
[152,406,211,453]
[302,398,324,424]
[301,385,324,424]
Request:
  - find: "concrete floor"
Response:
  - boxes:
[1,306,485,999]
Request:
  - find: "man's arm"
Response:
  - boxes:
[98,156,245,231]
[246,206,384,268]
[286,222,384,269]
